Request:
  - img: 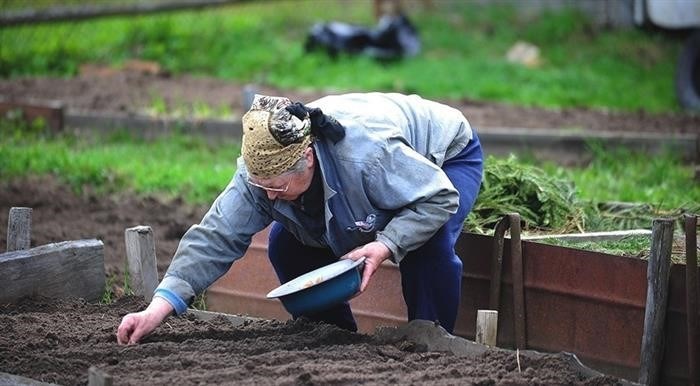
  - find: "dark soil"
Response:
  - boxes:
[0,177,632,386]
[0,176,207,284]
[1,70,699,135]
[0,296,626,386]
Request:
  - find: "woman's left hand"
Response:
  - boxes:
[343,241,392,292]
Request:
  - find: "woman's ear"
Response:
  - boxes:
[305,147,315,170]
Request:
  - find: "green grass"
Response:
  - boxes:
[535,234,687,264]
[539,143,700,209]
[2,117,696,225]
[0,118,239,204]
[0,0,685,112]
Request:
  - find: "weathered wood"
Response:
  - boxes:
[0,98,64,132]
[509,213,526,350]
[88,366,112,386]
[0,0,248,26]
[638,218,674,386]
[522,229,652,242]
[125,226,159,302]
[475,310,498,347]
[7,207,32,252]
[685,215,699,386]
[0,239,105,303]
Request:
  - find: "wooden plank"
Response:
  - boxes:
[0,98,64,132]
[7,207,32,252]
[638,218,675,386]
[0,239,105,303]
[0,0,248,26]
[64,111,242,140]
[522,229,652,242]
[125,226,158,302]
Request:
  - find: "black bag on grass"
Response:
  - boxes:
[304,13,420,60]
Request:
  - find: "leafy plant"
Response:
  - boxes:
[465,155,585,234]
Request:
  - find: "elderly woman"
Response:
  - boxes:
[117,92,483,344]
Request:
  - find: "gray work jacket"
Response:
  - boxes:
[156,93,473,313]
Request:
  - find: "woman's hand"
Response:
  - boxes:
[343,241,392,292]
[116,296,174,345]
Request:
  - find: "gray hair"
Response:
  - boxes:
[285,148,311,174]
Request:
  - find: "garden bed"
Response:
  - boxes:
[0,296,628,385]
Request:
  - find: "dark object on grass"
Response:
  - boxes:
[304,13,420,60]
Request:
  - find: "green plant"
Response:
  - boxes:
[465,154,585,234]
[191,293,207,311]
[0,118,239,204]
[0,109,51,139]
[537,233,687,264]
[100,274,118,304]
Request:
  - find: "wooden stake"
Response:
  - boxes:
[125,226,159,302]
[7,207,31,252]
[475,309,498,347]
[639,218,674,386]
[685,215,699,386]
[88,366,112,386]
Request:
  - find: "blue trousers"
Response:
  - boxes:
[268,134,483,333]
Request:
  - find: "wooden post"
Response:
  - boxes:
[686,215,699,386]
[476,309,498,347]
[88,366,113,386]
[639,218,675,386]
[7,207,32,252]
[125,226,159,302]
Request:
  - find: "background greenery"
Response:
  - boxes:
[1,1,697,257]
[3,116,697,236]
[0,0,685,112]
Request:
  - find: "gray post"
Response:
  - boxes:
[125,226,159,302]
[88,366,113,386]
[7,207,32,252]
[638,218,674,386]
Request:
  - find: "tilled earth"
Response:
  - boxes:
[0,176,206,282]
[0,296,627,386]
[0,177,633,386]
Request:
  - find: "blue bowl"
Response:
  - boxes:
[266,257,365,316]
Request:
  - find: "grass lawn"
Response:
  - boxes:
[0,0,685,113]
[2,117,697,235]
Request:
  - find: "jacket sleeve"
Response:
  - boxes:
[155,168,272,314]
[367,142,459,264]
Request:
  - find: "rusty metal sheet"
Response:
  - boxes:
[207,228,696,385]
[206,226,408,333]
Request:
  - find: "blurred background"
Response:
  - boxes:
[2,0,700,112]
[0,0,698,260]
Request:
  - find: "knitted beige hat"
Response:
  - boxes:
[241,94,312,178]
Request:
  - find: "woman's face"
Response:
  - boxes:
[247,148,315,201]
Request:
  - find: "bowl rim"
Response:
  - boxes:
[266,257,366,299]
